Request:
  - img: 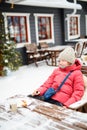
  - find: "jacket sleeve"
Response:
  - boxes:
[64,71,84,107]
[37,69,57,96]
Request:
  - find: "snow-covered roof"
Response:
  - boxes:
[5,0,82,10]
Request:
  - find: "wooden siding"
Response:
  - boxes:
[0,3,64,65]
[0,3,64,45]
[64,1,87,45]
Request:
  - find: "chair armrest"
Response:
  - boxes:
[69,99,87,110]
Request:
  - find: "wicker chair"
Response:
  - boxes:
[39,42,49,49]
[74,42,85,58]
[69,74,87,113]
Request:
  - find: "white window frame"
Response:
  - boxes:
[34,13,55,44]
[67,14,80,40]
[2,12,31,48]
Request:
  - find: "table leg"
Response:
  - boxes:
[51,52,57,66]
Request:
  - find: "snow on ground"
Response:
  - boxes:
[0,61,57,100]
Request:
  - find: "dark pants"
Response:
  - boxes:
[27,95,63,107]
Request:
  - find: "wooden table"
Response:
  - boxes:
[0,95,87,130]
[45,45,70,66]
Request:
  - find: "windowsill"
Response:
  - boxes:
[65,38,87,43]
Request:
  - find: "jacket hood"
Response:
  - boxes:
[59,59,82,72]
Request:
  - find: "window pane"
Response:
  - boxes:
[7,16,28,43]
[20,16,27,42]
[69,17,78,36]
[38,17,51,40]
[7,16,14,38]
[13,16,20,43]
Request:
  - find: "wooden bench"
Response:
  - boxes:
[0,95,87,130]
[39,42,51,65]
[25,43,49,66]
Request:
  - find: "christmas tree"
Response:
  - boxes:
[0,12,22,76]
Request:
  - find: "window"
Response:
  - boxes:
[67,15,80,40]
[3,13,31,48]
[34,14,54,44]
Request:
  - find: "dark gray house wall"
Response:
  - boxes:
[0,3,64,45]
[78,1,87,37]
[0,3,64,65]
[64,1,87,45]
[0,1,87,65]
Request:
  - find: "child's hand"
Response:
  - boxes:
[32,90,40,96]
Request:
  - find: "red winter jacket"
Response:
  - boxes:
[37,59,84,107]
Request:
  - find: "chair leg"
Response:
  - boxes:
[45,59,48,65]
[45,54,51,65]
[34,58,38,67]
[35,62,38,67]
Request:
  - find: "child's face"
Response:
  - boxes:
[58,60,71,68]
